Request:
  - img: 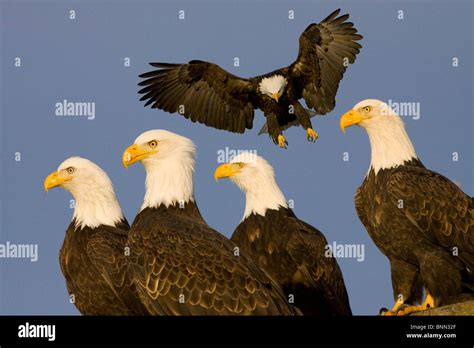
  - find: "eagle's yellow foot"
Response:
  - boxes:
[396,293,435,316]
[380,298,404,316]
[306,128,318,142]
[277,135,288,148]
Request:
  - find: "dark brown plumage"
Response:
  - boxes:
[60,219,147,315]
[127,202,300,315]
[356,159,474,308]
[45,156,148,316]
[138,9,362,146]
[232,208,352,316]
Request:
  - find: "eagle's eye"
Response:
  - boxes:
[235,162,245,169]
[66,167,75,174]
[363,106,372,113]
[148,140,158,148]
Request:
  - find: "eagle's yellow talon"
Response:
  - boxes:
[277,135,287,148]
[396,293,435,316]
[381,298,404,316]
[396,305,426,316]
[306,128,318,142]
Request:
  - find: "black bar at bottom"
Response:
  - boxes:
[0,315,473,345]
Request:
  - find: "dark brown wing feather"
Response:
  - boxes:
[231,208,352,316]
[138,61,256,133]
[356,163,474,305]
[386,167,474,269]
[354,185,370,230]
[86,224,148,315]
[128,205,298,315]
[60,221,146,315]
[290,9,363,114]
[286,220,352,316]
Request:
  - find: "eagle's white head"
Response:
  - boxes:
[44,156,124,230]
[340,99,418,174]
[214,152,287,220]
[258,75,288,103]
[122,129,196,210]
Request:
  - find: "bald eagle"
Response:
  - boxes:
[44,157,146,315]
[214,153,352,316]
[121,130,300,315]
[138,9,362,148]
[340,99,474,315]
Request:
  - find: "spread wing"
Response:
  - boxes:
[138,61,256,133]
[386,167,474,269]
[128,212,297,315]
[290,9,363,114]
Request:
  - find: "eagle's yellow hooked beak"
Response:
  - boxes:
[340,109,370,134]
[272,92,279,103]
[122,144,157,168]
[214,163,240,182]
[43,171,70,192]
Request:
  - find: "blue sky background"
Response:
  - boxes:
[0,0,472,315]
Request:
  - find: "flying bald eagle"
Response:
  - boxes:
[121,130,300,315]
[214,153,352,316]
[44,157,146,315]
[138,9,362,148]
[340,99,474,315]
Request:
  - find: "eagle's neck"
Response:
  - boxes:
[70,183,124,230]
[141,154,195,210]
[364,116,418,175]
[240,172,288,221]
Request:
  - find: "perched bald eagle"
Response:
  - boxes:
[44,157,146,315]
[214,153,352,316]
[121,130,300,315]
[340,99,474,315]
[138,9,362,148]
